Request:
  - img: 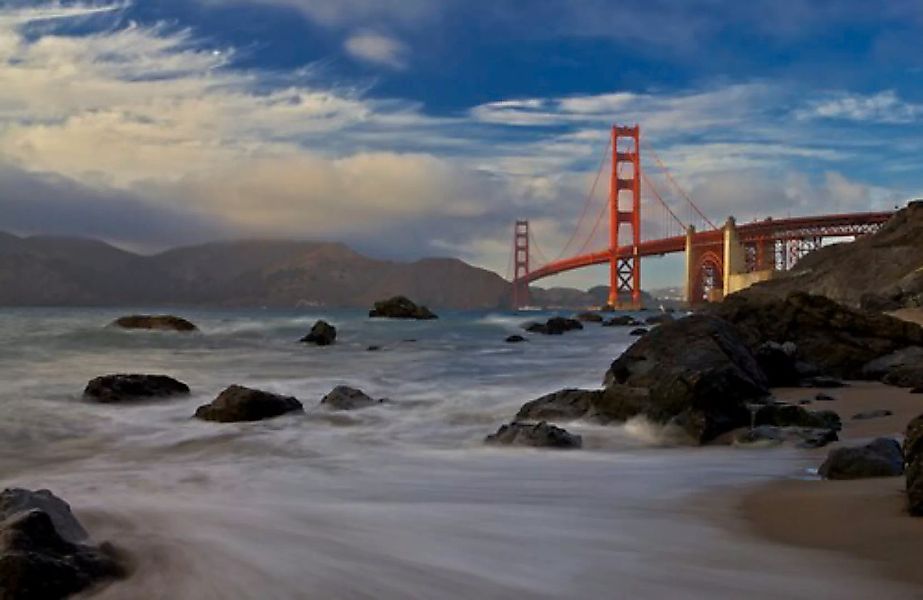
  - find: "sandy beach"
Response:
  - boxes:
[741,378,923,590]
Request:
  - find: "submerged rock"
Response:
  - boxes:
[194,385,303,422]
[109,314,198,332]
[0,489,125,599]
[628,328,648,337]
[733,426,837,449]
[604,315,768,443]
[368,296,437,320]
[524,317,583,335]
[852,409,893,420]
[300,320,336,346]
[83,374,190,404]
[485,422,582,449]
[602,315,641,327]
[320,386,383,411]
[515,386,650,425]
[505,335,527,343]
[819,438,904,480]
[575,312,603,323]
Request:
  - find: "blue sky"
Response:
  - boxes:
[0,1,921,289]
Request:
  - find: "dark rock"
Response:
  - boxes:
[576,312,603,323]
[110,314,198,332]
[645,313,674,325]
[0,489,124,599]
[860,346,923,380]
[801,377,848,389]
[708,292,923,379]
[524,317,583,335]
[815,393,837,401]
[300,320,336,346]
[320,386,382,411]
[604,314,769,443]
[852,409,893,420]
[514,386,651,425]
[194,385,303,422]
[505,335,527,343]
[83,374,190,404]
[754,403,842,431]
[733,426,838,449]
[629,328,648,336]
[906,413,923,515]
[602,315,641,327]
[913,387,923,394]
[819,438,904,480]
[754,341,800,387]
[368,296,437,320]
[485,422,582,449]
[882,366,923,389]
[367,345,382,352]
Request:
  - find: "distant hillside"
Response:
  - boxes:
[741,201,923,309]
[0,235,511,309]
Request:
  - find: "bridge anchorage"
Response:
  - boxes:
[510,123,895,310]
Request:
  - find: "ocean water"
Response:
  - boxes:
[0,308,907,598]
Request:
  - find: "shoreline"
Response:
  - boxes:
[736,380,923,590]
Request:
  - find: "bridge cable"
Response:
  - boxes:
[644,142,718,230]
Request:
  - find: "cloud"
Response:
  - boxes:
[195,0,441,29]
[796,91,923,124]
[344,31,408,69]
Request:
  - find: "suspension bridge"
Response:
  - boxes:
[509,124,894,309]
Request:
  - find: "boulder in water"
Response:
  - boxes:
[300,320,337,346]
[320,386,383,411]
[628,328,648,337]
[505,335,527,343]
[524,317,583,335]
[819,438,904,480]
[576,312,603,323]
[0,488,125,599]
[194,385,303,422]
[109,315,198,332]
[83,374,190,404]
[368,296,437,320]
[602,315,641,327]
[485,422,582,449]
[515,386,650,425]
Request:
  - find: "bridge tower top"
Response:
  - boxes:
[512,220,530,308]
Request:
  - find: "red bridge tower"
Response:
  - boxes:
[609,125,642,308]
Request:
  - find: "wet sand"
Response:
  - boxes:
[741,380,923,590]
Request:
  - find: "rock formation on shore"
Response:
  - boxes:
[819,438,904,480]
[194,385,303,422]
[320,386,383,411]
[0,488,125,598]
[110,315,198,332]
[369,296,438,320]
[300,320,337,346]
[485,422,582,448]
[83,374,190,404]
[523,317,583,335]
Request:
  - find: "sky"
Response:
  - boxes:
[0,1,921,290]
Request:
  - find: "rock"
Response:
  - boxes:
[300,320,336,346]
[605,314,769,443]
[576,312,603,323]
[882,366,923,389]
[733,426,838,449]
[852,409,893,420]
[368,296,437,320]
[485,422,582,449]
[602,315,641,327]
[0,489,124,599]
[505,335,527,343]
[320,386,383,411]
[194,385,303,422]
[754,341,800,387]
[913,387,923,394]
[708,292,923,379]
[110,314,198,332]
[904,414,923,515]
[367,345,382,351]
[83,374,190,404]
[524,317,583,335]
[819,438,904,480]
[754,403,842,431]
[860,346,923,380]
[645,313,674,325]
[629,328,648,336]
[800,376,848,389]
[814,393,837,401]
[514,386,651,425]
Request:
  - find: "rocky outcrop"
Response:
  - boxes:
[300,320,336,346]
[882,366,923,389]
[194,385,303,422]
[905,414,923,515]
[515,387,651,425]
[602,315,642,327]
[0,488,125,599]
[83,374,190,404]
[320,386,383,411]
[709,292,923,379]
[629,328,648,337]
[733,426,837,449]
[109,314,198,332]
[575,312,603,323]
[368,296,437,320]
[753,341,801,387]
[485,422,582,449]
[860,347,923,380]
[753,403,841,431]
[819,438,904,480]
[604,315,768,443]
[524,317,583,335]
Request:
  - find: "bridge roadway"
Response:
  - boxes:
[519,211,895,286]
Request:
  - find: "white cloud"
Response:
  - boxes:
[344,31,408,69]
[797,90,923,124]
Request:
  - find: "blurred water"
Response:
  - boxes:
[0,308,908,598]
